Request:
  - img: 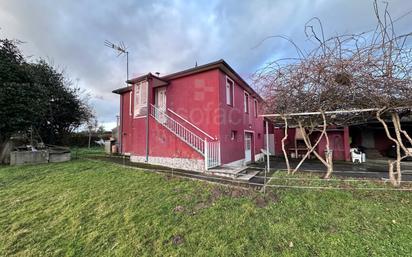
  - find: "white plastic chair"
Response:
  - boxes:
[350,148,364,163]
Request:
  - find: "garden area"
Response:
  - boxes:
[1,151,412,256]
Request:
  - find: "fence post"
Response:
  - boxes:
[264,120,270,195]
[204,138,208,171]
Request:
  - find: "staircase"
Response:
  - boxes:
[149,104,220,170]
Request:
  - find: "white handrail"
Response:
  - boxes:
[150,104,220,169]
[150,104,205,155]
[167,108,215,140]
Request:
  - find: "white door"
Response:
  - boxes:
[244,133,252,163]
[155,87,167,122]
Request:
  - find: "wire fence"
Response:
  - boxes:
[79,154,412,192]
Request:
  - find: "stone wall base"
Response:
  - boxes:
[130,155,205,172]
[10,150,71,165]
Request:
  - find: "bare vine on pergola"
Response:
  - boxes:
[254,1,412,185]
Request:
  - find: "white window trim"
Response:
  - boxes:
[226,76,234,107]
[244,91,249,114]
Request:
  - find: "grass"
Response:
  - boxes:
[1,154,412,256]
[267,170,412,189]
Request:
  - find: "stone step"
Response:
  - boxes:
[236,170,260,181]
[207,166,248,178]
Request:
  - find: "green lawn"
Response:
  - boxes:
[1,157,412,256]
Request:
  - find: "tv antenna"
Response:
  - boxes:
[104,40,129,80]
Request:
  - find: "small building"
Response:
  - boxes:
[113,60,264,171]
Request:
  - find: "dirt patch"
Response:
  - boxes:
[254,191,278,208]
[193,202,208,211]
[164,175,173,180]
[192,185,278,211]
[210,186,225,201]
[209,186,252,201]
[173,205,185,213]
[327,225,338,233]
[188,186,254,214]
[171,235,184,246]
[164,174,181,181]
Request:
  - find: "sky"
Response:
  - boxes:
[0,0,411,130]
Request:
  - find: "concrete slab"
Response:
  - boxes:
[207,166,248,178]
[237,170,260,181]
[250,157,412,181]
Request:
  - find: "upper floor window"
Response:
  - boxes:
[254,99,258,117]
[134,80,148,117]
[226,76,234,106]
[244,91,249,113]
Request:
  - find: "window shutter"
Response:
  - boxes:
[133,81,149,117]
[134,84,140,117]
[134,84,140,106]
[140,81,147,106]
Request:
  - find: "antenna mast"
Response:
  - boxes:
[104,40,129,81]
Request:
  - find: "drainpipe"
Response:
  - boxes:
[145,78,150,162]
[117,113,122,154]
[265,120,270,173]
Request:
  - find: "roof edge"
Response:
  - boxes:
[160,59,263,101]
[113,59,263,101]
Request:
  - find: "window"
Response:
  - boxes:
[134,81,148,117]
[254,99,258,117]
[244,92,249,113]
[226,76,234,106]
[231,130,237,140]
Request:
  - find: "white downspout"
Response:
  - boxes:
[265,120,270,173]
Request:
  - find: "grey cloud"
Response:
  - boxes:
[0,0,411,129]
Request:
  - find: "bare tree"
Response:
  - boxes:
[254,0,412,185]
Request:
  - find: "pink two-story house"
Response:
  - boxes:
[113,59,265,171]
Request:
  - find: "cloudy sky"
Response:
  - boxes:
[1,0,411,129]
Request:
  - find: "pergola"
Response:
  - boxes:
[259,107,388,173]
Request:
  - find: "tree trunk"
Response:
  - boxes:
[392,112,412,157]
[297,113,333,178]
[390,112,412,186]
[281,116,291,173]
[376,109,401,186]
[323,129,334,179]
[292,119,327,174]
